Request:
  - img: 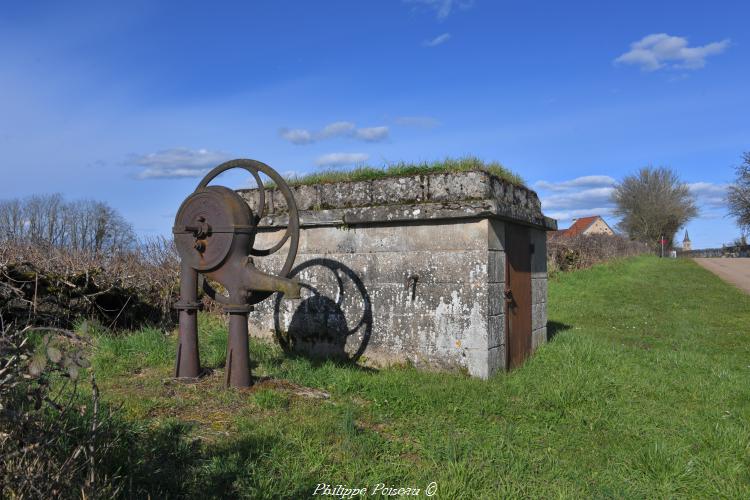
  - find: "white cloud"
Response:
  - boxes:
[541,187,616,211]
[534,175,619,227]
[688,181,729,208]
[535,175,616,223]
[615,33,730,71]
[405,0,474,20]
[319,121,357,139]
[423,33,451,47]
[279,128,314,145]
[533,175,616,192]
[315,153,369,168]
[394,116,441,128]
[133,148,230,179]
[355,126,389,141]
[279,121,388,144]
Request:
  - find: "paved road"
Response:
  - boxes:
[694,258,750,295]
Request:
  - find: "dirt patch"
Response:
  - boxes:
[694,258,750,295]
[250,377,330,400]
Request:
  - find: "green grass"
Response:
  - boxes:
[262,156,525,188]
[86,256,750,498]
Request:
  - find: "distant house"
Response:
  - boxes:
[550,215,615,239]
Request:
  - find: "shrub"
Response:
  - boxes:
[0,323,121,497]
[547,233,650,273]
[0,322,201,498]
[0,237,180,330]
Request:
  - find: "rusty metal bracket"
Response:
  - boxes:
[173,300,203,311]
[405,274,419,301]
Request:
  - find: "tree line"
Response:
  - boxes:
[3,153,749,254]
[0,193,135,253]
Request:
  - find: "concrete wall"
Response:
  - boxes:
[240,171,555,378]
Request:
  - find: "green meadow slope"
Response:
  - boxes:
[88,256,750,498]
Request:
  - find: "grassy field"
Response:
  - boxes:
[86,256,750,498]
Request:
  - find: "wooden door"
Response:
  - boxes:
[505,224,532,369]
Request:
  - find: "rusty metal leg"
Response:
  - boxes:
[175,265,201,378]
[225,311,251,387]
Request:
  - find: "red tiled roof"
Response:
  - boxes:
[560,216,600,237]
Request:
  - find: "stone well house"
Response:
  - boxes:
[239,171,556,379]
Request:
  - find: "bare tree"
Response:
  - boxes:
[612,167,698,247]
[0,199,24,241]
[0,194,135,253]
[22,193,65,246]
[728,152,750,234]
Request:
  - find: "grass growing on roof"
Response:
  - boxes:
[82,256,750,498]
[263,156,525,188]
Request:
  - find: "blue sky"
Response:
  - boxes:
[1,0,748,248]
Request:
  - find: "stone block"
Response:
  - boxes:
[253,229,293,256]
[531,327,547,351]
[532,302,547,331]
[463,347,489,378]
[270,189,287,214]
[344,282,486,319]
[425,173,457,202]
[488,219,505,250]
[532,278,547,305]
[318,181,372,209]
[488,250,505,283]
[487,314,504,348]
[238,189,264,215]
[403,220,487,251]
[488,344,506,377]
[371,312,471,364]
[487,282,503,315]
[490,177,512,205]
[297,227,357,254]
[290,184,320,211]
[371,176,426,205]
[352,250,486,285]
[262,186,320,215]
[427,171,491,202]
[530,228,547,277]
[345,221,487,253]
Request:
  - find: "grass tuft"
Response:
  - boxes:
[252,388,290,410]
[264,156,525,188]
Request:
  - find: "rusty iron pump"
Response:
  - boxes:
[172,159,301,387]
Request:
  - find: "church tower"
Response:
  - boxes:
[682,230,691,251]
